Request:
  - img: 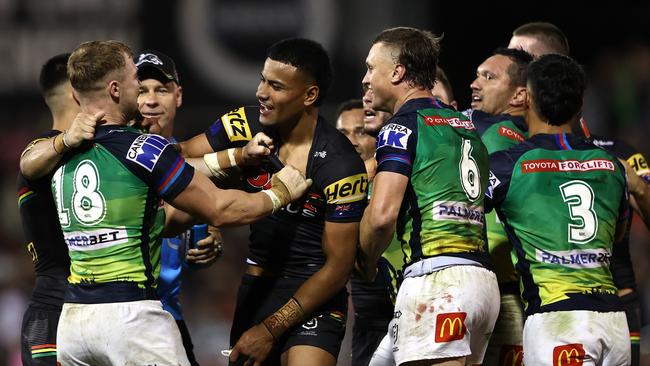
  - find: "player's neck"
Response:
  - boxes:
[528,116,572,137]
[80,102,124,125]
[51,107,80,132]
[393,88,432,114]
[278,107,318,146]
[500,105,526,117]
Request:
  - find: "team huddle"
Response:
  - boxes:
[17,21,650,366]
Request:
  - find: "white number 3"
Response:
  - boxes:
[560,180,598,244]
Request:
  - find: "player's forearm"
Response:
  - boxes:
[20,135,69,179]
[210,190,275,227]
[359,211,395,276]
[263,260,353,339]
[630,184,650,228]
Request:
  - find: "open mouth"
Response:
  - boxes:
[470,94,482,108]
[363,109,377,123]
[259,102,273,116]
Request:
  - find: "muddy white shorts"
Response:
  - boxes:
[389,264,500,365]
[57,300,190,366]
[523,310,630,366]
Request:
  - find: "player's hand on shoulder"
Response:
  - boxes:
[67,111,105,147]
[242,132,274,165]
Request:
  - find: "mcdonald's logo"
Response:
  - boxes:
[553,344,584,366]
[434,312,466,343]
[498,345,523,366]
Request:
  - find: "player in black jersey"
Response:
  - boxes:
[509,21,648,366]
[178,39,367,366]
[17,54,77,365]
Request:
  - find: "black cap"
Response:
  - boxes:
[135,50,179,84]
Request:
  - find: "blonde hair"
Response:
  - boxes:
[67,40,133,92]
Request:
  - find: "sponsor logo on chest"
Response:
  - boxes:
[126,134,168,172]
[521,159,615,174]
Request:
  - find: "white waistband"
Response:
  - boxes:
[404,256,482,278]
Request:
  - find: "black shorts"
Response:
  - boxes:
[21,304,61,366]
[230,274,348,364]
[352,318,390,366]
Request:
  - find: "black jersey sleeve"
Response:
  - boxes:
[204,106,262,152]
[313,139,368,223]
[375,115,417,177]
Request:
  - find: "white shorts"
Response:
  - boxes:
[390,265,500,365]
[57,300,190,366]
[523,310,630,366]
[483,293,525,366]
[369,333,394,366]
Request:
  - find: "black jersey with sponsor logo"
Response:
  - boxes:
[589,134,649,291]
[205,107,367,279]
[17,130,70,307]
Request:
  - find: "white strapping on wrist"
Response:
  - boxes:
[261,189,282,213]
[227,148,238,167]
[203,152,229,180]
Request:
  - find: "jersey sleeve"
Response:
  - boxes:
[114,133,195,202]
[204,106,261,152]
[484,150,515,213]
[316,153,368,223]
[375,116,417,177]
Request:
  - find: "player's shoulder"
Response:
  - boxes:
[590,134,639,160]
[206,106,261,143]
[315,117,359,158]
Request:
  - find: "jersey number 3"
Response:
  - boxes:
[53,160,107,227]
[560,180,598,244]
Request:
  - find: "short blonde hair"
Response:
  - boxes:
[67,40,133,92]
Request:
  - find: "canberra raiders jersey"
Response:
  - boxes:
[486,133,628,316]
[470,109,528,286]
[375,98,489,267]
[18,130,70,306]
[590,135,649,291]
[204,107,367,279]
[51,125,194,301]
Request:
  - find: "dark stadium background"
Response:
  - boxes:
[0,1,648,365]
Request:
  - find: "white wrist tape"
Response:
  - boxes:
[261,189,282,213]
[203,152,229,180]
[227,148,238,167]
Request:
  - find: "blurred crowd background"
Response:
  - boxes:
[1,1,649,365]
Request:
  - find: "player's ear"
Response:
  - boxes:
[304,85,319,106]
[175,85,183,108]
[108,80,120,100]
[511,86,527,108]
[392,64,406,85]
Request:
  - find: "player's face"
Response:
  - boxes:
[470,54,516,115]
[138,78,182,138]
[336,108,375,161]
[256,58,314,127]
[120,54,141,121]
[508,35,549,58]
[362,85,392,136]
[362,42,397,114]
